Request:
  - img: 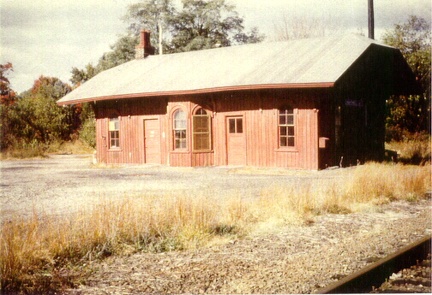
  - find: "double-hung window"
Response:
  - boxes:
[279,108,295,147]
[173,109,187,150]
[109,117,120,148]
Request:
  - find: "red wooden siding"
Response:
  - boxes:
[192,152,214,166]
[94,89,326,169]
[212,91,320,169]
[143,118,161,163]
[95,98,167,165]
[226,115,247,165]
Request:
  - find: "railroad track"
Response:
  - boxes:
[315,235,431,293]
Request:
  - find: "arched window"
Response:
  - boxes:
[109,116,120,148]
[173,109,187,149]
[193,108,211,151]
[279,108,295,147]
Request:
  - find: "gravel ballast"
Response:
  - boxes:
[65,201,430,294]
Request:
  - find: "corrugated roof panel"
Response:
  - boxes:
[57,34,386,105]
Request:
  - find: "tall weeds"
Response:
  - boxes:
[1,163,430,294]
[386,135,431,164]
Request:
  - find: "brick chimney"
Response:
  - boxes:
[135,30,155,59]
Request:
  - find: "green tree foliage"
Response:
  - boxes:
[70,63,98,86]
[383,15,431,141]
[124,0,176,54]
[0,62,17,150]
[124,0,264,54]
[77,102,96,148]
[168,0,263,52]
[20,76,77,142]
[97,35,138,71]
[1,75,79,152]
[78,110,96,148]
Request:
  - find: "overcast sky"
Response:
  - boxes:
[1,0,430,93]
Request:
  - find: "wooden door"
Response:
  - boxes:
[143,119,161,164]
[226,116,246,165]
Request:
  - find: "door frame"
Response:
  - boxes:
[143,118,161,164]
[225,115,247,165]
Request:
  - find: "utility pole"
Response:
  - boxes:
[155,0,163,55]
[368,0,375,39]
[158,19,163,55]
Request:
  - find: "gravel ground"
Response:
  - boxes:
[0,154,341,220]
[1,155,431,294]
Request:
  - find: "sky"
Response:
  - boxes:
[1,0,431,94]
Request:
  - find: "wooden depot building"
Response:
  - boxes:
[57,32,418,170]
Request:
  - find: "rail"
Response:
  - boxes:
[315,235,431,294]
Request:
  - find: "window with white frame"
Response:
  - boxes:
[173,109,187,150]
[109,117,120,148]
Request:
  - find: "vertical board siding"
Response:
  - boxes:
[213,112,227,166]
[95,118,107,163]
[192,152,214,166]
[95,99,166,165]
[94,89,323,169]
[211,90,320,169]
[170,153,191,166]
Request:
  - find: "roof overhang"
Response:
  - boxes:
[57,82,334,106]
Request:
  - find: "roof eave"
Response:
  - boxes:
[57,82,335,106]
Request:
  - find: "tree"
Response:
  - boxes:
[272,13,340,41]
[96,35,139,72]
[168,0,263,52]
[70,63,98,86]
[383,15,431,140]
[3,76,78,148]
[123,0,264,54]
[0,62,15,105]
[123,0,176,54]
[0,62,16,150]
[70,35,138,86]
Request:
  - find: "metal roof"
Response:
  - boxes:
[57,34,392,105]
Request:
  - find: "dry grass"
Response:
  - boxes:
[0,141,46,160]
[342,163,430,203]
[0,139,94,160]
[1,163,430,294]
[46,139,95,155]
[386,136,431,165]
